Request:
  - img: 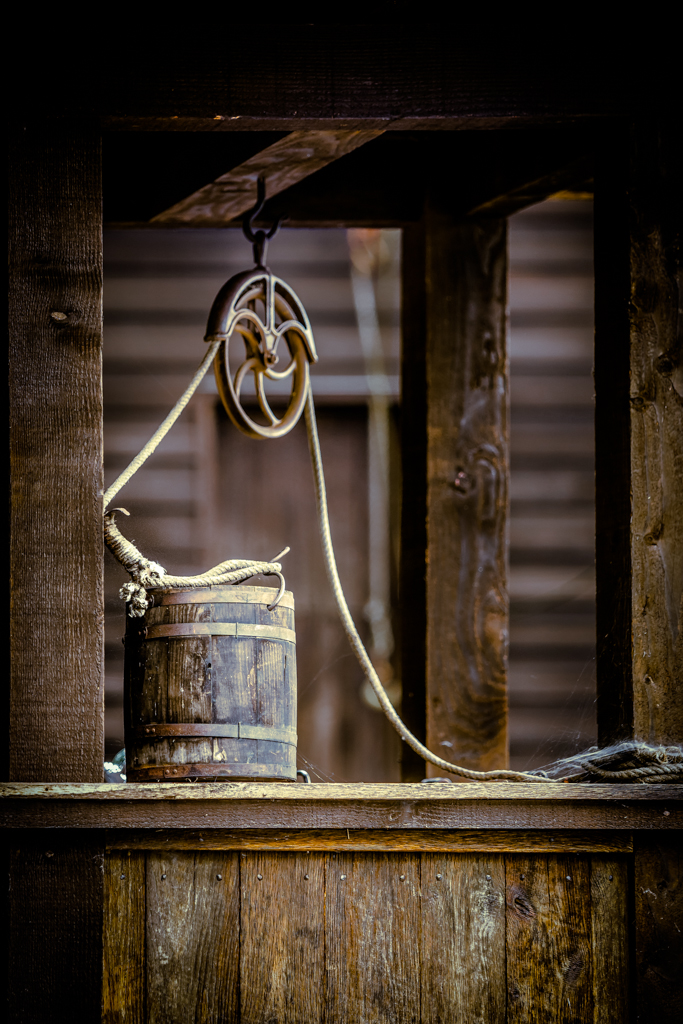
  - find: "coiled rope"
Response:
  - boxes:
[103,341,679,783]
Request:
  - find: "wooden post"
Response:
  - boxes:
[401,195,509,778]
[596,116,683,1024]
[594,118,683,747]
[8,118,104,1020]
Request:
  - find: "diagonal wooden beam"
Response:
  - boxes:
[150,129,385,226]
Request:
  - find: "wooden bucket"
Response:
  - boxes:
[124,585,297,782]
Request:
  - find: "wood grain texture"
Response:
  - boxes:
[326,852,421,1023]
[506,854,600,1023]
[546,856,592,1023]
[590,855,629,1024]
[595,117,683,745]
[7,837,103,1023]
[145,851,239,1023]
[421,853,506,1022]
[423,207,509,773]
[8,120,104,782]
[126,591,297,779]
[240,851,325,1023]
[634,835,683,1024]
[2,783,680,833]
[103,850,145,1024]
[506,855,556,1022]
[152,129,384,225]
[627,119,683,743]
[105,828,633,854]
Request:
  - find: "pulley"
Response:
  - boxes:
[206,177,318,440]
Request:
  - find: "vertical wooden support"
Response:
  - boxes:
[634,836,683,1024]
[595,118,683,745]
[9,120,104,780]
[401,201,509,776]
[8,120,104,1021]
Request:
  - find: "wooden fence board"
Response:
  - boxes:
[421,852,506,1022]
[547,855,593,1023]
[325,852,421,1023]
[590,855,629,1024]
[103,850,145,1024]
[240,851,325,1024]
[145,851,239,1024]
[505,855,555,1022]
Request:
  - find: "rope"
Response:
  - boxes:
[104,510,288,615]
[103,339,222,510]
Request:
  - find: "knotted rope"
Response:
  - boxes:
[103,338,287,615]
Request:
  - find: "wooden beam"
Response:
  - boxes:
[2,783,680,831]
[150,129,384,226]
[104,127,596,229]
[402,190,509,778]
[103,828,632,853]
[9,121,104,782]
[595,118,683,746]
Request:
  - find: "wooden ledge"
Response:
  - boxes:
[1,783,681,832]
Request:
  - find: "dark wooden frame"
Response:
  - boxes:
[7,36,681,1022]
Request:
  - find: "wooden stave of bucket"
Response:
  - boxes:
[124,585,297,782]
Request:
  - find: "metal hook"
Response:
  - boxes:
[242,176,283,268]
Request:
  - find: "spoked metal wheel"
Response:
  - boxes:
[207,269,318,440]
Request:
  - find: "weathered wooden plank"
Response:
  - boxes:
[325,852,421,1022]
[145,851,239,1023]
[151,129,384,225]
[103,850,145,1024]
[240,851,325,1023]
[595,117,683,744]
[505,854,555,1022]
[7,837,103,1022]
[2,784,681,832]
[421,853,506,1022]
[590,855,629,1024]
[105,828,633,853]
[547,856,593,1022]
[9,781,678,801]
[634,835,683,1024]
[9,120,103,782]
